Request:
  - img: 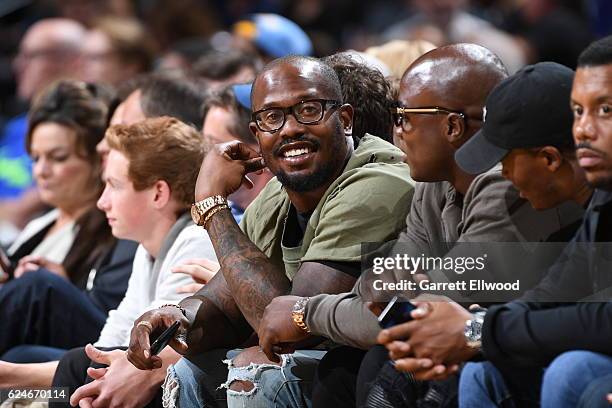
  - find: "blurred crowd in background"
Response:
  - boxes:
[0,0,610,121]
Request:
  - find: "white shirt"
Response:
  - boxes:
[8,209,76,264]
[95,221,215,347]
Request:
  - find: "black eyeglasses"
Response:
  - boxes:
[390,106,468,132]
[252,99,341,133]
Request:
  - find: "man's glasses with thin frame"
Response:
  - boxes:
[252,99,341,133]
[391,106,468,132]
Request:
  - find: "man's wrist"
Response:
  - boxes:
[195,190,227,203]
[191,195,228,226]
[292,297,311,334]
[160,303,187,318]
[464,310,486,350]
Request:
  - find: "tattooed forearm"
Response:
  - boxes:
[206,208,291,330]
[179,271,252,352]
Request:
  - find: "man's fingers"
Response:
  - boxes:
[259,335,280,363]
[221,141,260,161]
[412,364,454,381]
[393,357,434,373]
[387,340,411,360]
[377,321,415,344]
[70,381,100,406]
[410,302,432,319]
[135,324,152,360]
[84,344,111,365]
[169,336,189,355]
[86,366,107,380]
[78,397,94,408]
[178,258,220,271]
[244,157,266,173]
[177,283,205,293]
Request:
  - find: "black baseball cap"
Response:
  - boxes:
[455,62,575,175]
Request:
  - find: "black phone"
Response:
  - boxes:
[150,321,181,356]
[377,296,417,329]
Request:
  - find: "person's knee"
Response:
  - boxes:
[12,269,62,297]
[544,351,598,387]
[462,362,487,383]
[227,346,279,393]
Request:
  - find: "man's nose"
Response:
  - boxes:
[574,114,596,143]
[278,112,307,140]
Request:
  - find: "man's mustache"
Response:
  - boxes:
[273,135,320,155]
[575,142,608,157]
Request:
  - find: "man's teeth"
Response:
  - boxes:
[283,148,311,158]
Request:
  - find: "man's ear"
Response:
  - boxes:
[538,146,563,172]
[444,113,466,147]
[340,104,354,137]
[151,180,172,210]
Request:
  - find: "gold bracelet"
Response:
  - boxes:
[203,204,229,229]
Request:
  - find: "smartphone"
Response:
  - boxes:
[150,321,181,356]
[377,296,417,329]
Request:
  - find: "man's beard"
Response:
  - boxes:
[577,142,612,191]
[273,129,347,193]
[587,175,612,191]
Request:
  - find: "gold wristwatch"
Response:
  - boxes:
[292,297,311,334]
[191,195,227,226]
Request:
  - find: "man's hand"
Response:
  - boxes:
[70,344,161,408]
[127,306,189,370]
[258,296,312,363]
[14,255,68,278]
[195,141,265,201]
[172,258,220,293]
[378,297,477,368]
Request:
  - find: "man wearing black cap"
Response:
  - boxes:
[456,61,592,215]
[378,38,612,407]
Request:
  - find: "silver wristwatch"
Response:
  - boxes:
[464,310,486,349]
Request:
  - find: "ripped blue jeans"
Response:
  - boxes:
[163,349,326,408]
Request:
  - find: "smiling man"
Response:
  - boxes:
[127,55,414,407]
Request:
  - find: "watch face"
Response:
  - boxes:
[191,204,203,225]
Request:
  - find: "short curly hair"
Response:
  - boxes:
[578,35,612,68]
[323,53,394,143]
[105,116,205,209]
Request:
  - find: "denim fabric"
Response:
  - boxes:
[459,362,514,408]
[460,352,612,408]
[1,344,67,362]
[577,373,612,408]
[542,351,612,408]
[165,349,325,408]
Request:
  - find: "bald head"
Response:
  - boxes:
[394,44,508,183]
[251,56,342,108]
[401,43,508,117]
[14,18,86,100]
[25,18,85,50]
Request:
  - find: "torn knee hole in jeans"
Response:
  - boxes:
[162,364,180,408]
[220,357,288,396]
